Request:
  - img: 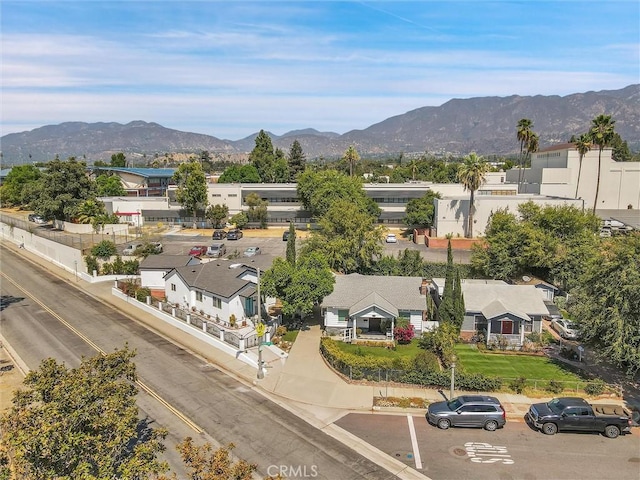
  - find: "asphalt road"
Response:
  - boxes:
[0,246,398,479]
[336,412,640,480]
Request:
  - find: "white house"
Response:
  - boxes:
[139,254,200,298]
[431,278,549,346]
[321,274,431,336]
[164,262,260,327]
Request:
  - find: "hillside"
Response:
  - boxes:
[1,85,638,164]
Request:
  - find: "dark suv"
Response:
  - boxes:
[226,229,243,240]
[427,395,506,431]
[212,229,227,240]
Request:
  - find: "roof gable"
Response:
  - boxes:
[166,262,256,298]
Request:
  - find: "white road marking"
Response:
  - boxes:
[406,414,423,469]
[465,442,514,465]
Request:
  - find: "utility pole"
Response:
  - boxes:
[256,267,265,380]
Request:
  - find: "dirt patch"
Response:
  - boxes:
[0,345,25,412]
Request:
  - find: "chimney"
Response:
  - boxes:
[420,278,429,295]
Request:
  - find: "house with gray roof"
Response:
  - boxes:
[431,278,549,346]
[321,274,430,336]
[139,254,200,298]
[163,262,259,327]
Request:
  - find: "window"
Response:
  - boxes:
[338,309,348,322]
[196,291,203,302]
[524,321,533,333]
[171,283,176,291]
[474,315,488,333]
[212,297,222,309]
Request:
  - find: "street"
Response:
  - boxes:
[336,412,640,480]
[0,245,397,479]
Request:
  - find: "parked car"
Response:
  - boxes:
[243,246,261,257]
[226,229,243,240]
[206,243,226,257]
[28,214,47,224]
[427,395,506,431]
[385,233,398,243]
[123,244,143,256]
[151,242,163,254]
[526,397,633,438]
[551,319,581,339]
[212,229,227,240]
[189,245,208,257]
[283,230,295,241]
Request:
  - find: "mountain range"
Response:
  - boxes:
[1,85,638,165]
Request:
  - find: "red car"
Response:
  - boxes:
[189,245,208,257]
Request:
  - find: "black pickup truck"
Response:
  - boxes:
[526,397,633,438]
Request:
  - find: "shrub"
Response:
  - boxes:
[412,351,440,374]
[135,287,151,302]
[91,240,117,259]
[394,324,415,344]
[122,259,139,275]
[584,379,606,396]
[84,255,100,275]
[546,379,564,394]
[276,326,288,336]
[509,376,527,394]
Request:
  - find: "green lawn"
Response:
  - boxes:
[454,344,582,381]
[335,339,422,358]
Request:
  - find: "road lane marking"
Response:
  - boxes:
[465,442,514,465]
[1,270,204,434]
[406,414,423,469]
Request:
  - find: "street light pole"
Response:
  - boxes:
[450,355,457,400]
[256,267,265,380]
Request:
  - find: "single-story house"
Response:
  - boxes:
[163,262,260,327]
[431,278,550,346]
[139,254,200,298]
[512,276,559,302]
[321,274,431,337]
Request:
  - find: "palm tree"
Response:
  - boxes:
[343,145,360,177]
[457,152,491,238]
[408,159,418,180]
[589,114,616,212]
[75,199,104,224]
[516,119,533,189]
[573,133,592,199]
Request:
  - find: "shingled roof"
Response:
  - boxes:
[167,262,256,299]
[139,254,199,270]
[322,273,426,311]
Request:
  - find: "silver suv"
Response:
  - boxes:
[207,243,226,258]
[427,395,506,431]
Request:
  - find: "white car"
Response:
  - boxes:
[243,246,261,257]
[385,233,398,243]
[551,319,581,340]
[123,244,143,256]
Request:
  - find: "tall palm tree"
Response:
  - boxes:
[516,119,533,189]
[343,145,360,177]
[457,152,491,238]
[589,114,616,212]
[573,133,592,199]
[408,159,418,180]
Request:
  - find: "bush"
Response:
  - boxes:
[135,287,151,302]
[546,379,564,394]
[91,240,117,259]
[412,351,440,374]
[509,376,527,394]
[122,259,139,275]
[584,379,606,396]
[394,324,415,344]
[84,255,100,275]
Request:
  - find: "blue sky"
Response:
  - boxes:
[2,1,638,140]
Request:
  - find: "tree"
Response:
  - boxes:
[172,161,208,224]
[573,133,592,199]
[230,211,248,229]
[205,203,229,228]
[245,192,269,226]
[74,199,106,224]
[296,170,380,218]
[302,199,383,274]
[218,164,261,183]
[437,240,456,323]
[403,191,441,228]
[261,252,334,318]
[287,139,306,181]
[343,145,360,177]
[285,222,296,266]
[453,268,465,329]
[516,118,533,188]
[456,152,490,238]
[589,114,616,212]
[96,173,126,196]
[249,130,277,183]
[0,164,42,207]
[110,152,127,168]
[30,157,96,221]
[570,235,640,375]
[0,347,168,479]
[609,132,632,162]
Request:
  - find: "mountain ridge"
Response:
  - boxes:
[1,85,638,164]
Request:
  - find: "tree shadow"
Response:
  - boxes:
[0,295,25,311]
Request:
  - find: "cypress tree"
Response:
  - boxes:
[285,222,296,266]
[453,268,465,329]
[438,239,456,323]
